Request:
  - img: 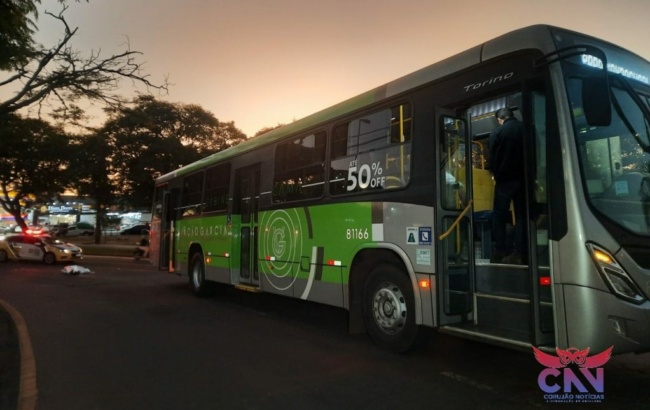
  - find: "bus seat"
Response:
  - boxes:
[472,168,495,211]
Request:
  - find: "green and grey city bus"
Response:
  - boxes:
[150,25,650,354]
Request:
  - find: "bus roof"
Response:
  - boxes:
[154,24,602,184]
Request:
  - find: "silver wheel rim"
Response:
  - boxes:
[371,282,407,335]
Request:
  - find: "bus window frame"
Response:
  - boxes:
[328,101,414,197]
[179,170,205,219]
[272,130,328,204]
[202,162,232,215]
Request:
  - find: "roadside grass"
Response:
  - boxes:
[62,234,143,257]
[79,245,135,257]
[71,234,140,245]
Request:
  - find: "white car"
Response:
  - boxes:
[0,234,83,264]
[64,222,95,236]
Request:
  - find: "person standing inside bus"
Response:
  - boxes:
[488,107,526,264]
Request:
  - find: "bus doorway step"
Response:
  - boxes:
[234,283,262,293]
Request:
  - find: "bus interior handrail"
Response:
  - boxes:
[439,200,473,240]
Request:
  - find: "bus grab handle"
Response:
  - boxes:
[438,200,473,241]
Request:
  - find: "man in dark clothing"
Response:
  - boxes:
[488,107,526,264]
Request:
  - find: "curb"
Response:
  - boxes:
[0,299,37,410]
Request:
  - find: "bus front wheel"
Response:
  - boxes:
[189,253,215,297]
[362,264,419,353]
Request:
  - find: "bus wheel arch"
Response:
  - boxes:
[349,248,420,352]
[188,246,215,297]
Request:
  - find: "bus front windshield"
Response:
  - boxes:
[567,75,650,236]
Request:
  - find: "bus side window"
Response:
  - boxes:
[204,163,231,213]
[440,116,467,210]
[329,103,412,195]
[181,172,204,217]
[273,131,326,203]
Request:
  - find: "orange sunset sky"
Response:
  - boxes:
[13,0,650,137]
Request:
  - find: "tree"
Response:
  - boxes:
[67,130,116,242]
[0,113,71,230]
[0,0,164,231]
[253,124,285,138]
[0,1,166,123]
[0,0,40,70]
[1,1,83,69]
[93,96,247,210]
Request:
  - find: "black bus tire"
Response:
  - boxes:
[189,252,215,297]
[362,264,419,353]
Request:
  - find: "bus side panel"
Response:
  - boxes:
[257,202,434,311]
[380,202,436,274]
[149,218,161,270]
[174,214,233,284]
[257,208,307,298]
[305,203,376,307]
[381,202,437,328]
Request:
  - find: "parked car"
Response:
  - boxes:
[0,234,83,264]
[0,225,17,234]
[65,222,95,236]
[50,223,69,236]
[119,224,150,235]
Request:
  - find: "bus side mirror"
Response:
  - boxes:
[582,76,612,127]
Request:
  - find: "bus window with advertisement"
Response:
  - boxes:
[150,25,650,355]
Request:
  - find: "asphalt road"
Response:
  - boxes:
[1,256,649,410]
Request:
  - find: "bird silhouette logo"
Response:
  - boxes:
[532,346,613,369]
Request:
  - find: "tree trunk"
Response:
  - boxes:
[94,199,104,244]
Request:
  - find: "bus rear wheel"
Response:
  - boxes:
[189,253,215,297]
[362,264,419,353]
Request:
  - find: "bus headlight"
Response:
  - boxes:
[587,243,646,305]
